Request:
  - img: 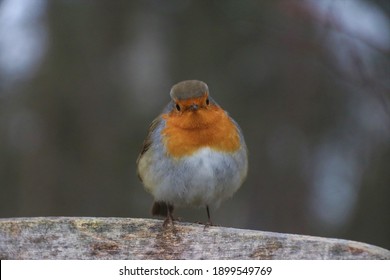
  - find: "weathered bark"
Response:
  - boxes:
[0,217,388,259]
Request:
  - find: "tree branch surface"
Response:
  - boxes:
[1,217,389,260]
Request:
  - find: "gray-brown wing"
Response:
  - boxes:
[136,116,162,181]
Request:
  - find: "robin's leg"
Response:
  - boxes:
[163,203,175,227]
[204,205,213,229]
[152,201,175,227]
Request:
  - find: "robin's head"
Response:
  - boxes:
[163,80,241,156]
[170,80,210,113]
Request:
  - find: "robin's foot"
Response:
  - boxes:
[203,221,213,231]
[162,215,182,228]
[162,216,174,228]
[193,220,218,230]
[162,203,176,228]
[202,205,215,230]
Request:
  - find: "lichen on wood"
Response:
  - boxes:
[0,217,389,260]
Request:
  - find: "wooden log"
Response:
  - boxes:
[0,217,389,259]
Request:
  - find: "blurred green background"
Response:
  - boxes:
[0,0,389,249]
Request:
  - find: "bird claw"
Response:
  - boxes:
[193,220,216,230]
[162,215,181,228]
[203,222,213,231]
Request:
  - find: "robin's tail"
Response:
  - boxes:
[151,201,174,217]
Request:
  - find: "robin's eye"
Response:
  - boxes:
[206,98,209,105]
[175,104,181,111]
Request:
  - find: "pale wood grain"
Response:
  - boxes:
[1,217,389,259]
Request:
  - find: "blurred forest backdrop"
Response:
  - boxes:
[0,0,389,249]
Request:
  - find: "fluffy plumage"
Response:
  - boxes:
[136,80,248,226]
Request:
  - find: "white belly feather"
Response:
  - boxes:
[140,147,247,208]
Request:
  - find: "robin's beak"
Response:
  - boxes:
[189,104,199,111]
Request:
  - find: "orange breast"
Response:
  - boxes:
[161,105,241,158]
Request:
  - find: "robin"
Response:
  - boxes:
[137,80,248,227]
